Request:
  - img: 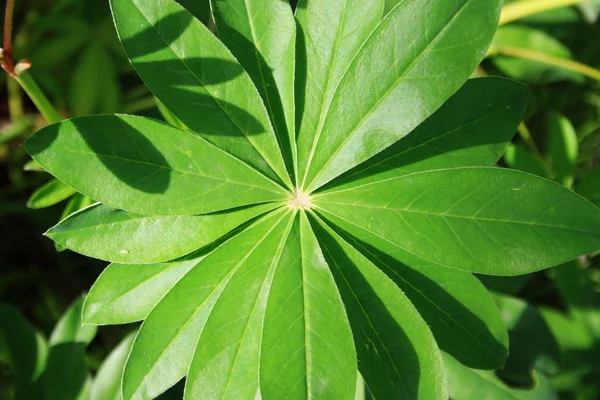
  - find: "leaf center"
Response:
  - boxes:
[288,189,313,210]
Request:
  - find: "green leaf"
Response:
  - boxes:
[493,294,561,385]
[50,295,97,346]
[504,144,549,178]
[327,77,529,191]
[211,0,297,178]
[25,115,287,216]
[315,167,600,275]
[259,213,357,400]
[295,0,385,187]
[554,261,600,341]
[576,167,600,208]
[111,0,291,187]
[311,214,447,400]
[41,296,96,400]
[90,332,136,400]
[69,41,121,117]
[27,179,77,209]
[83,255,206,325]
[47,202,278,263]
[317,218,508,370]
[491,26,583,85]
[0,304,48,398]
[55,194,96,252]
[122,210,288,398]
[302,0,502,191]
[443,352,559,400]
[548,113,578,188]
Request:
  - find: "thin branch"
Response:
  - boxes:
[488,45,600,82]
[500,0,589,26]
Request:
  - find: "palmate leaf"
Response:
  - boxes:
[22,0,600,399]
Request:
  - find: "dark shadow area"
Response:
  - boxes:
[137,58,245,86]
[310,216,421,399]
[497,304,561,388]
[132,60,266,139]
[71,117,171,193]
[317,214,509,370]
[121,10,193,59]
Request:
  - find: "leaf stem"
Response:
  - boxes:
[2,0,15,74]
[16,71,62,124]
[488,45,600,82]
[499,0,589,25]
[2,0,62,124]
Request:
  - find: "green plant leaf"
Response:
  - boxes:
[548,113,578,188]
[554,261,600,341]
[327,77,529,191]
[25,115,287,216]
[175,0,210,23]
[491,26,583,85]
[27,179,77,209]
[90,332,136,400]
[47,202,278,263]
[295,0,384,187]
[69,41,121,117]
[443,352,559,400]
[315,167,600,275]
[122,210,288,398]
[49,295,97,346]
[317,218,508,370]
[311,214,447,400]
[504,143,549,178]
[83,255,206,325]
[211,0,297,177]
[55,194,96,252]
[576,166,600,207]
[111,0,291,187]
[259,213,357,400]
[0,304,48,399]
[303,0,502,191]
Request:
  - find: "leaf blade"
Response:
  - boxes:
[304,0,502,191]
[111,0,291,187]
[315,167,600,275]
[25,115,287,216]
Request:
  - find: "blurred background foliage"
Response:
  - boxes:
[0,0,599,399]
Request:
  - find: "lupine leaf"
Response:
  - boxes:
[303,0,502,191]
[122,211,287,399]
[312,214,447,400]
[326,77,529,191]
[317,218,509,370]
[315,168,600,275]
[295,0,384,187]
[211,0,297,177]
[25,115,287,216]
[111,0,292,187]
[47,202,279,263]
[259,213,357,400]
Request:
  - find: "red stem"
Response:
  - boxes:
[2,0,16,76]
